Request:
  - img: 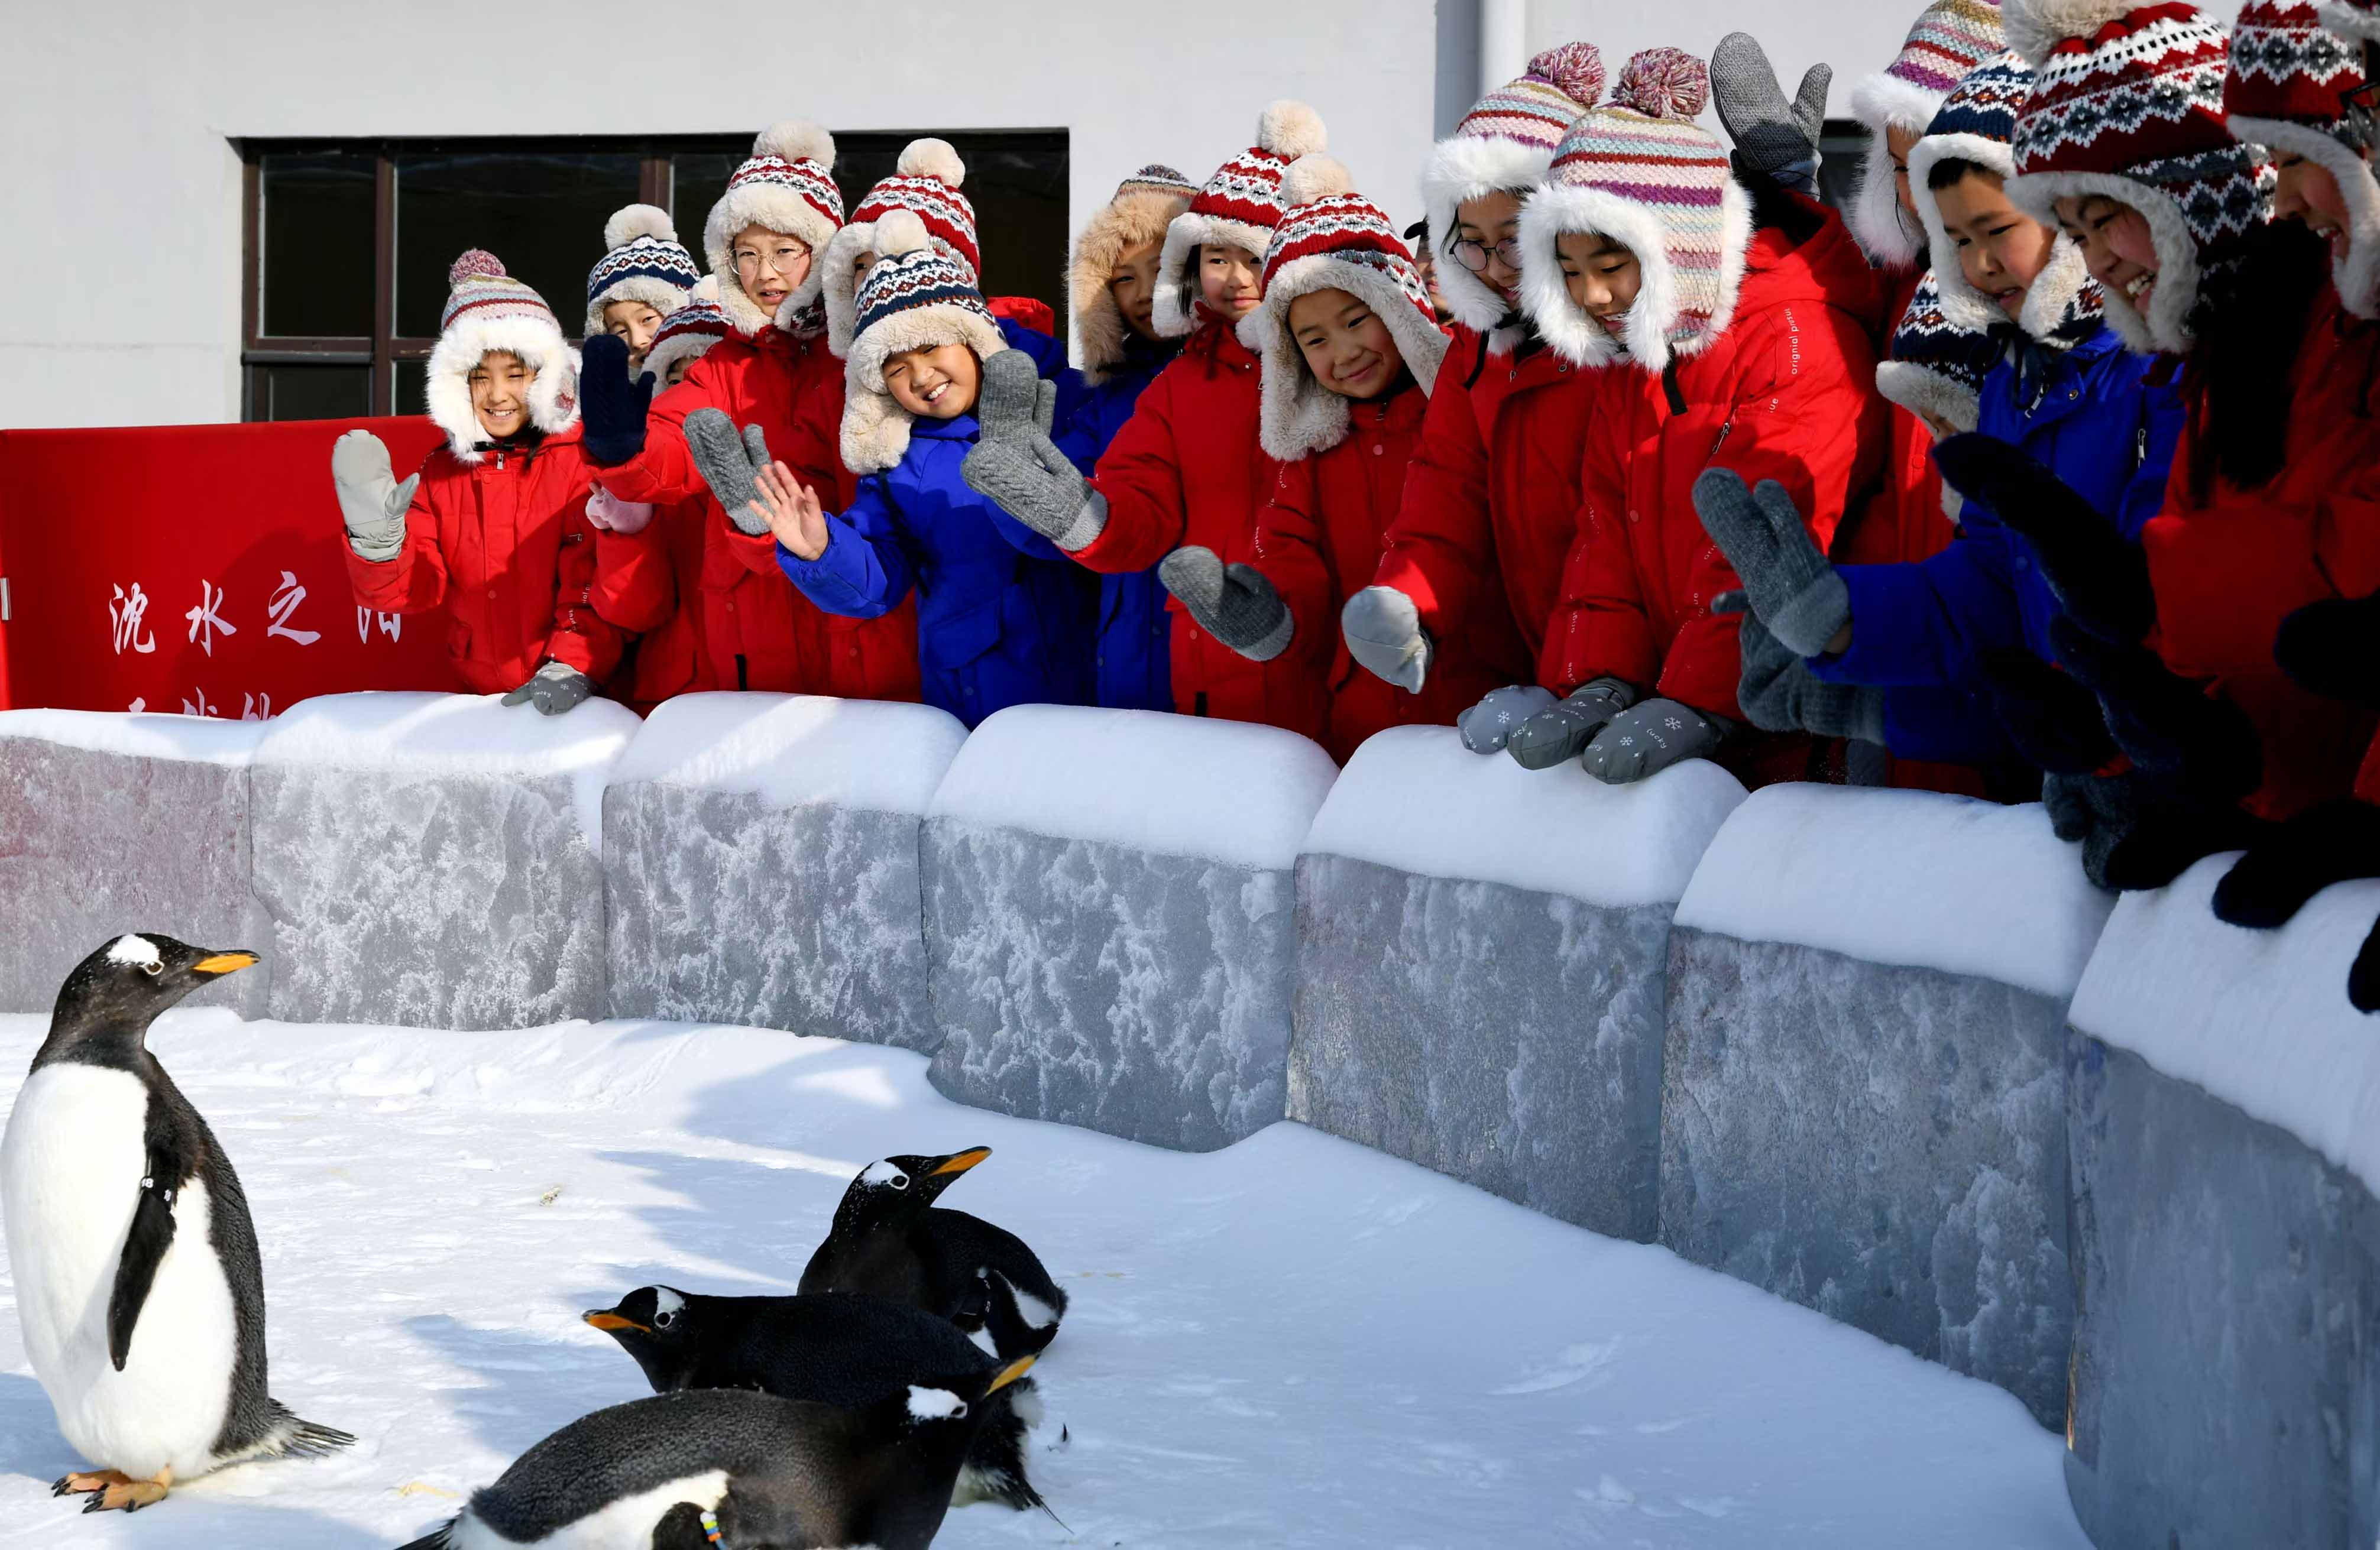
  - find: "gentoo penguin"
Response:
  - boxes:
[397,1359,1035,1550]
[583,1284,1049,1512]
[799,1147,1068,1361]
[0,933,354,1512]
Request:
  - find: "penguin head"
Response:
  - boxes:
[44,933,258,1054]
[583,1285,703,1392]
[830,1146,992,1236]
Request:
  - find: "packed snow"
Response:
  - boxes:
[0,708,267,767]
[607,693,969,816]
[0,1011,2088,1548]
[1302,728,1748,906]
[1675,784,2115,1000]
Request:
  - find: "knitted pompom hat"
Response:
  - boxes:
[1151,100,1330,339]
[426,249,578,462]
[823,139,982,360]
[2002,0,2265,356]
[2228,0,2380,317]
[841,211,1012,475]
[1251,156,1450,461]
[1847,1,2009,265]
[1876,270,2002,434]
[1906,52,2100,341]
[702,121,845,333]
[642,276,733,385]
[1419,42,1609,331]
[1518,48,1754,372]
[1070,164,1196,384]
[584,204,701,337]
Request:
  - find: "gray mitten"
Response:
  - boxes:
[1340,586,1433,693]
[963,434,1105,551]
[2042,773,2094,844]
[501,660,594,716]
[1506,676,1639,771]
[331,429,419,563]
[1158,546,1291,661]
[1724,593,1884,741]
[974,348,1044,440]
[1582,699,1733,784]
[685,409,776,537]
[1457,685,1557,754]
[1692,469,1848,658]
[1710,33,1831,196]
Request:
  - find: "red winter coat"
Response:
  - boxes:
[1252,382,1504,761]
[592,495,716,709]
[2143,287,2380,821]
[1367,325,1598,690]
[347,429,623,696]
[1074,318,1314,732]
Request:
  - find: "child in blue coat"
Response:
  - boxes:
[749,210,1094,727]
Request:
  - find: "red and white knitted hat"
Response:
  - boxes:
[1251,157,1449,461]
[822,140,980,359]
[1518,49,1754,371]
[1151,100,1330,339]
[1847,1,2010,265]
[840,212,1012,476]
[642,277,733,385]
[702,121,846,334]
[426,249,578,462]
[2230,0,2380,317]
[2003,0,2265,356]
[1418,43,1608,330]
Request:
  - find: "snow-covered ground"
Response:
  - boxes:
[0,1012,2089,1548]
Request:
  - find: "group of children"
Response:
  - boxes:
[328,0,2380,1007]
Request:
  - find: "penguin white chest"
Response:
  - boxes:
[1,1064,238,1477]
[446,1471,730,1549]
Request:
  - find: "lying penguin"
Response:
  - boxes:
[397,1356,1035,1549]
[584,1284,1048,1512]
[799,1147,1068,1361]
[0,933,354,1512]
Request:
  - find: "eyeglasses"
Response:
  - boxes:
[1449,236,1524,273]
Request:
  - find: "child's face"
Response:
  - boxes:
[1453,190,1526,306]
[2274,151,2358,262]
[2055,194,2161,316]
[733,224,813,317]
[1556,231,1640,338]
[602,300,666,369]
[1886,125,1924,225]
[884,342,981,419]
[1935,169,2058,320]
[1108,238,1165,341]
[1199,244,1264,321]
[1287,286,1404,401]
[664,356,694,387]
[468,351,534,439]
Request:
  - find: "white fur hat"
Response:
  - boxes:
[702,121,844,335]
[840,211,1012,475]
[425,249,578,462]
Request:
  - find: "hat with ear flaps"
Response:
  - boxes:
[702,120,846,335]
[1151,100,1330,340]
[1070,165,1197,384]
[1419,42,1609,332]
[1877,270,2007,518]
[1846,0,2010,267]
[822,139,985,359]
[1252,155,1450,461]
[841,210,1013,476]
[641,276,733,386]
[585,203,701,337]
[2230,0,2380,319]
[1517,48,1756,372]
[425,249,579,462]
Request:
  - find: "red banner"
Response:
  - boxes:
[0,418,464,715]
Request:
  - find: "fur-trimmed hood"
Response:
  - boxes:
[1847,71,1953,268]
[840,213,1012,476]
[425,319,579,462]
[703,120,844,336]
[1418,138,1553,333]
[1252,254,1449,461]
[1070,189,1193,382]
[1908,133,2099,341]
[2229,113,2380,321]
[1517,178,1757,372]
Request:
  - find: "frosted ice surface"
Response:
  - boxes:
[608,692,967,816]
[0,708,267,766]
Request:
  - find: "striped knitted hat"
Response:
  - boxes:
[1151,100,1330,339]
[823,140,981,359]
[426,250,578,462]
[1518,48,1754,371]
[584,205,701,337]
[1118,164,1199,201]
[1850,1,2010,265]
[1908,52,2103,341]
[841,211,1011,475]
[1419,42,1610,331]
[702,121,845,335]
[642,277,733,385]
[1252,157,1450,461]
[2003,1,2265,356]
[2229,0,2380,318]
[1070,166,1196,384]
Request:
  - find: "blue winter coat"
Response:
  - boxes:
[778,412,1096,728]
[1809,325,2184,764]
[1052,332,1182,714]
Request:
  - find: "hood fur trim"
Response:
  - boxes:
[821,220,879,361]
[1419,135,1553,331]
[2007,168,2200,354]
[425,318,579,462]
[1876,357,1988,433]
[1909,131,2094,341]
[584,275,692,341]
[1152,210,1274,338]
[2230,114,2380,320]
[1070,189,1194,382]
[841,313,1011,475]
[2321,0,2380,43]
[1252,255,1450,461]
[1517,178,1755,372]
[1847,73,1947,268]
[705,195,840,335]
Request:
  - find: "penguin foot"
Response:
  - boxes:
[81,1468,170,1512]
[52,1470,131,1499]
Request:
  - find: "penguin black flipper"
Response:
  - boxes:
[106,1131,190,1371]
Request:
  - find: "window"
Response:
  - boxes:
[239,132,1070,422]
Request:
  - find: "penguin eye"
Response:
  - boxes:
[890,1173,910,1191]
[141,961,163,977]
[950,1402,967,1419]
[654,1309,676,1330]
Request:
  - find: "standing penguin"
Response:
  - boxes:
[799,1147,1068,1361]
[0,933,354,1512]
[397,1359,1035,1550]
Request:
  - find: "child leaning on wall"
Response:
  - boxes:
[330,251,620,714]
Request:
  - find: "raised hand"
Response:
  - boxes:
[1692,470,1847,657]
[329,429,418,562]
[752,461,829,561]
[1710,32,1831,195]
[1158,546,1292,661]
[1339,586,1433,694]
[684,410,778,537]
[578,334,656,467]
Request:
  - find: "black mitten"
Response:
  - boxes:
[1934,433,2155,644]
[2049,616,2262,803]
[1978,648,2117,776]
[2211,799,2380,928]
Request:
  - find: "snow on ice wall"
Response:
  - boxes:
[1288,728,1747,1240]
[921,706,1339,1152]
[1659,786,2111,1427]
[602,694,967,1048]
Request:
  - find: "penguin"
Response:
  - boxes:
[582,1284,1049,1512]
[798,1147,1069,1361]
[0,933,354,1513]
[396,1357,1035,1550]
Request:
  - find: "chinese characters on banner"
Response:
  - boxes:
[110,568,404,719]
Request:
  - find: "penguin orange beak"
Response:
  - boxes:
[986,1354,1037,1394]
[192,951,259,978]
[931,1147,992,1177]
[583,1311,647,1334]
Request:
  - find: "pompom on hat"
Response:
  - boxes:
[823,138,984,359]
[2322,0,2380,41]
[425,249,578,461]
[840,210,1012,475]
[1070,164,1196,383]
[584,203,701,337]
[1420,42,1608,331]
[2229,0,2380,318]
[702,120,845,334]
[640,276,733,387]
[1846,1,2009,266]
[1151,100,1330,339]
